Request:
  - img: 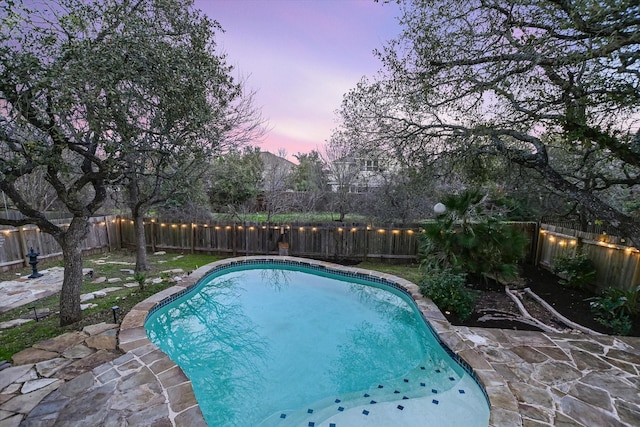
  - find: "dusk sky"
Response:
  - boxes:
[194,0,403,159]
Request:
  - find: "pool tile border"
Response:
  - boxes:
[119,256,520,426]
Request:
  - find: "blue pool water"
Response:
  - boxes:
[145,262,490,426]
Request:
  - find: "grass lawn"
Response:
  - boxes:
[0,252,421,361]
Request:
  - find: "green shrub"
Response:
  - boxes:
[588,287,638,335]
[553,252,596,289]
[419,190,528,282]
[133,271,146,290]
[419,268,478,321]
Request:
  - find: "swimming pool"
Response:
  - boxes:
[145,260,490,426]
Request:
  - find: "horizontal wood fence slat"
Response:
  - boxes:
[3,216,637,293]
[0,216,119,271]
[118,219,539,264]
[537,224,640,292]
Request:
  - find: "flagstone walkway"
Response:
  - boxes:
[1,257,639,426]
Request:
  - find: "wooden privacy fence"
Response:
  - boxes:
[119,218,539,264]
[537,224,640,292]
[119,220,424,262]
[7,216,638,292]
[0,216,120,271]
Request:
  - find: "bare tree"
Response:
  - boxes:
[337,0,640,243]
[0,0,243,325]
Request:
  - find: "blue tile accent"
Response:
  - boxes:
[402,396,409,400]
[435,369,441,373]
[370,400,377,404]
[307,409,314,414]
[334,399,341,403]
[363,410,369,415]
[308,423,315,427]
[449,376,455,381]
[397,405,404,410]
[404,378,409,382]
[330,424,336,427]
[363,393,370,397]
[377,384,383,388]
[459,389,465,394]
[338,407,344,412]
[280,414,286,419]
[420,366,426,370]
[432,389,438,394]
[432,399,439,405]
[420,382,426,387]
[394,390,400,394]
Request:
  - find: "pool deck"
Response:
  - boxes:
[2,256,640,426]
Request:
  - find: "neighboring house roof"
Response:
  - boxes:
[259,151,295,191]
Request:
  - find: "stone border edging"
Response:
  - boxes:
[118,256,520,427]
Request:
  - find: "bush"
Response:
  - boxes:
[553,252,596,289]
[588,286,638,335]
[419,190,528,282]
[419,268,478,321]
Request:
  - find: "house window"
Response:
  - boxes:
[363,159,379,171]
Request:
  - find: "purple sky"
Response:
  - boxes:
[194,0,402,158]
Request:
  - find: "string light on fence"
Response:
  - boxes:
[312,227,317,232]
[392,230,400,234]
[351,228,357,233]
[549,236,555,242]
[299,227,304,232]
[407,230,414,234]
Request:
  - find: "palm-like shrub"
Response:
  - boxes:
[420,190,528,283]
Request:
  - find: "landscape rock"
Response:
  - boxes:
[91,277,107,284]
[0,365,33,392]
[33,332,87,354]
[21,378,59,394]
[82,323,118,336]
[0,319,33,330]
[11,349,59,366]
[80,293,95,302]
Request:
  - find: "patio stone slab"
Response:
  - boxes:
[0,365,33,392]
[32,331,87,353]
[560,395,627,427]
[82,322,118,336]
[11,349,58,366]
[0,380,62,414]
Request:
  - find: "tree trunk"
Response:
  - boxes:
[58,217,89,326]
[134,214,149,272]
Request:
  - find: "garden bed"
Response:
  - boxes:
[449,264,640,337]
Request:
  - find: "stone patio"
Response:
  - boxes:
[1,256,639,426]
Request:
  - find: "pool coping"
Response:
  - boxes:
[119,256,520,426]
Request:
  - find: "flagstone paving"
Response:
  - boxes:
[1,257,639,426]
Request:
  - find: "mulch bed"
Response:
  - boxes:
[452,264,640,337]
